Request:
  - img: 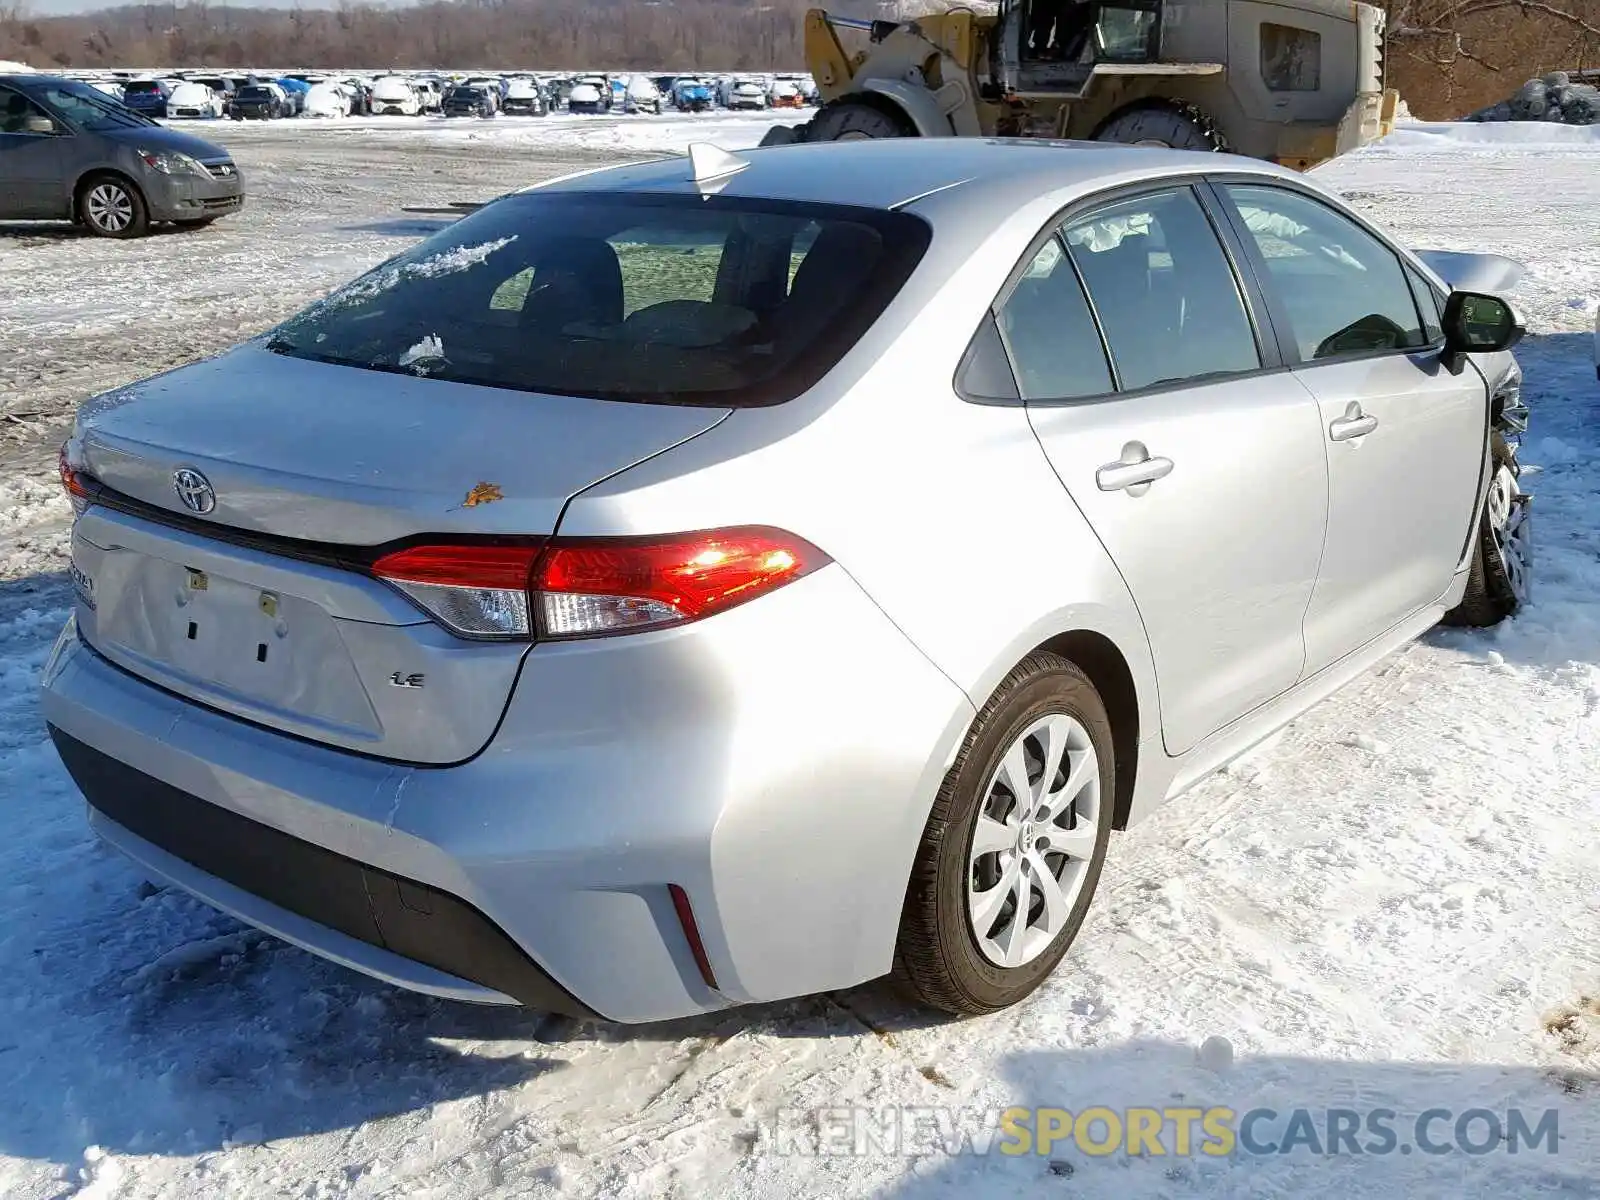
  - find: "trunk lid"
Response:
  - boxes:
[70,344,729,763]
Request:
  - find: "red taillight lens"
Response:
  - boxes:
[370,529,826,642]
[58,442,91,514]
[372,543,542,639]
[535,527,826,639]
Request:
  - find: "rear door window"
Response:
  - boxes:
[992,237,1113,401]
[266,193,931,406]
[1063,188,1261,391]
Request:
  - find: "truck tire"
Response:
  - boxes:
[1093,102,1227,152]
[807,100,915,141]
[759,123,805,147]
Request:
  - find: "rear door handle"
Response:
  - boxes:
[1329,404,1378,442]
[1096,445,1174,494]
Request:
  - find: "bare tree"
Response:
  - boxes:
[1386,0,1600,71]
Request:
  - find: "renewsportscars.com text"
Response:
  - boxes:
[768,1105,1563,1159]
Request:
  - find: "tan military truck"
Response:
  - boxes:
[763,0,1399,169]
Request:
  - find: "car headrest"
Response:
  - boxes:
[521,237,626,330]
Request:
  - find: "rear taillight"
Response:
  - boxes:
[371,544,541,638]
[58,442,91,515]
[371,528,827,642]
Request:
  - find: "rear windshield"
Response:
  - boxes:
[123,81,163,94]
[240,86,274,99]
[265,192,931,407]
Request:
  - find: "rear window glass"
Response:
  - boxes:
[266,193,931,406]
[123,81,163,94]
[240,86,274,99]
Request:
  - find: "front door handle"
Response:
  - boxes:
[1096,443,1174,495]
[1329,403,1378,442]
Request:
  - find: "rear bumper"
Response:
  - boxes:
[42,564,972,1023]
[54,727,593,1014]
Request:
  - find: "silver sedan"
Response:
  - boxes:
[43,138,1529,1023]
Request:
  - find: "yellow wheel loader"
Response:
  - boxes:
[763,0,1399,169]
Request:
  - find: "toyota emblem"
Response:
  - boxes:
[172,468,216,514]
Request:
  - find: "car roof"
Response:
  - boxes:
[527,137,1306,214]
[1,73,67,89]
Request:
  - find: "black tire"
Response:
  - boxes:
[807,100,915,142]
[77,174,149,239]
[1444,434,1530,627]
[1093,102,1227,151]
[759,122,808,147]
[894,653,1114,1016]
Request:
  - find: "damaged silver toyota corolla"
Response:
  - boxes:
[43,138,1529,1023]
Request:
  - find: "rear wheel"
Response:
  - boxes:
[807,100,914,142]
[1094,102,1226,151]
[78,175,148,239]
[1445,434,1530,626]
[895,653,1113,1016]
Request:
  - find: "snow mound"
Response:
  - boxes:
[0,60,36,73]
[1372,120,1600,152]
[1468,71,1600,125]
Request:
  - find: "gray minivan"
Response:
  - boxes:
[0,74,244,238]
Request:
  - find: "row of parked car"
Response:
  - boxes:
[55,68,821,122]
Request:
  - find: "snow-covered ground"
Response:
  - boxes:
[0,118,1597,1199]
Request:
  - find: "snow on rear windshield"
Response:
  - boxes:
[265,192,931,406]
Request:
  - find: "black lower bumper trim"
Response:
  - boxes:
[50,726,596,1017]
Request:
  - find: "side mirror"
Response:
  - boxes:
[1441,290,1524,373]
[22,115,57,135]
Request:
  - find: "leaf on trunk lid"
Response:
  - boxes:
[460,481,504,508]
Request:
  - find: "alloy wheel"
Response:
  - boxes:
[967,713,1102,968]
[86,184,134,233]
[1486,462,1531,605]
